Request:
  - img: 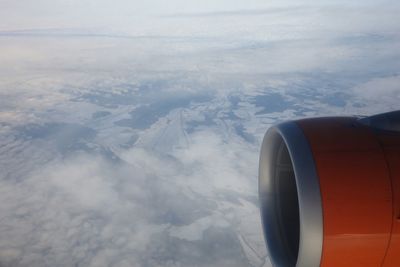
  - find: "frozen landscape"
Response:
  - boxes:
[0,1,400,266]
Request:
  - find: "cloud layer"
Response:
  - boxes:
[1,1,400,266]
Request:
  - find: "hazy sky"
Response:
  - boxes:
[1,0,398,32]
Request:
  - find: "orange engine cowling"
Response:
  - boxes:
[259,111,400,267]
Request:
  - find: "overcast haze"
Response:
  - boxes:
[1,0,400,266]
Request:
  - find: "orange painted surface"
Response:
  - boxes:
[377,132,400,267]
[298,118,393,267]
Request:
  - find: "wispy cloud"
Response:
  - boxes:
[161,6,309,18]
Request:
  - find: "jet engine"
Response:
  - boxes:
[259,111,400,267]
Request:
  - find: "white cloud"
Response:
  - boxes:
[353,75,400,98]
[0,123,264,266]
[352,76,400,114]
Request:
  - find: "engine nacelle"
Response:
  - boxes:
[259,111,400,267]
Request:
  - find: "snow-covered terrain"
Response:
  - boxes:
[1,1,400,266]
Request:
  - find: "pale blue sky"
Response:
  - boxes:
[1,0,398,32]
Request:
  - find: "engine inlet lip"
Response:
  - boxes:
[259,121,323,267]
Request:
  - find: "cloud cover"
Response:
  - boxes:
[1,0,400,266]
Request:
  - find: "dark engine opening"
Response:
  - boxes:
[259,130,301,267]
[260,124,323,267]
[275,140,300,265]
